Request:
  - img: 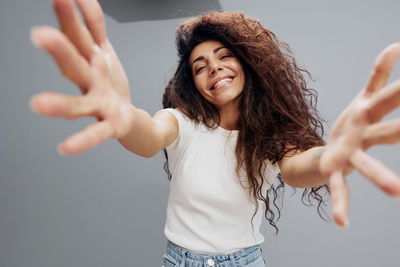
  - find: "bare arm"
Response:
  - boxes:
[279,43,400,228]
[279,146,326,188]
[30,0,178,156]
[117,108,178,158]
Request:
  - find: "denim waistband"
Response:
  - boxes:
[165,241,262,266]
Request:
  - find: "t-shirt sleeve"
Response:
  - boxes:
[257,161,280,190]
[160,108,194,175]
[267,162,281,184]
[162,108,190,149]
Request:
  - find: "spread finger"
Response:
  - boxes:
[363,119,400,149]
[329,171,350,228]
[30,92,97,119]
[52,0,95,60]
[75,0,107,45]
[58,120,113,154]
[364,43,400,95]
[366,79,400,122]
[31,26,92,92]
[351,149,400,197]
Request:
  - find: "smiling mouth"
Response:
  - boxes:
[210,77,234,90]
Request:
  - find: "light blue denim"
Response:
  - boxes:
[162,241,267,267]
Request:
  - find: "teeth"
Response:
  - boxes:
[213,78,232,89]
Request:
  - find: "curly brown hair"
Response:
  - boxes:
[162,11,330,232]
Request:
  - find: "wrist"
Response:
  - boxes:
[116,103,136,140]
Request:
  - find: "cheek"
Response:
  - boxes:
[193,79,200,92]
[193,76,207,92]
[239,75,245,89]
[229,61,245,82]
[233,67,245,88]
[236,68,245,89]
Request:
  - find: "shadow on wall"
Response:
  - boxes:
[99,0,223,22]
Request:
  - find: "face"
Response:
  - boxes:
[189,40,245,111]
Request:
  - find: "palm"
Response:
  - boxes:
[320,43,400,227]
[31,0,133,154]
[322,94,369,173]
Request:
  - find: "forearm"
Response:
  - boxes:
[117,106,166,158]
[279,146,328,188]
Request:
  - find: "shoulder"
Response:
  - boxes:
[157,108,198,130]
[156,108,197,149]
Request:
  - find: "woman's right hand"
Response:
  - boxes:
[30,0,133,155]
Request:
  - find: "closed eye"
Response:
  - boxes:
[194,53,233,75]
[220,54,232,59]
[195,66,205,75]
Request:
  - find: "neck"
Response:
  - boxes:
[217,102,240,130]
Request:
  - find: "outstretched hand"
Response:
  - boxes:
[30,0,133,154]
[320,43,400,227]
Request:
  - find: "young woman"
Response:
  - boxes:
[30,0,400,266]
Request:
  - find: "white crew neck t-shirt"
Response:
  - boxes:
[163,108,280,254]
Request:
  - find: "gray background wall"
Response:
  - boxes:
[1,0,400,266]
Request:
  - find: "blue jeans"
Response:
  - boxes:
[162,241,267,267]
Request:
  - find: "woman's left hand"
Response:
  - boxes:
[320,43,400,228]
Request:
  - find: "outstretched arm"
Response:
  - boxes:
[30,0,178,157]
[279,146,327,188]
[279,43,400,227]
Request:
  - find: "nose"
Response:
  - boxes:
[209,61,223,76]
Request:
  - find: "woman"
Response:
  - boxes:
[30,0,400,266]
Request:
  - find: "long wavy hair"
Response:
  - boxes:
[162,11,329,232]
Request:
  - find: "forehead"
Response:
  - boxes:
[189,40,226,62]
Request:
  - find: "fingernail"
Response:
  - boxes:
[337,217,349,229]
[57,144,66,156]
[343,218,349,228]
[29,27,42,49]
[29,95,38,114]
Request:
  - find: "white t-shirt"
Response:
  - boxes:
[163,108,280,254]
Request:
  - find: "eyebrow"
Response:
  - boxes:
[191,46,226,65]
